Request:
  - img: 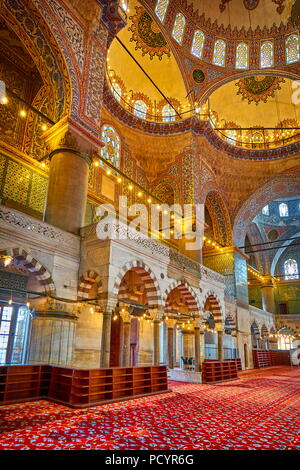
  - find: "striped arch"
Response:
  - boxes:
[0,247,56,294]
[78,270,103,300]
[261,324,269,337]
[112,260,162,308]
[163,281,200,313]
[251,321,260,337]
[202,291,223,325]
[225,314,236,331]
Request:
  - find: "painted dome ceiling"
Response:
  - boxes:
[206,75,300,149]
[187,0,299,31]
[107,0,191,122]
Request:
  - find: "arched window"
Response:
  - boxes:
[172,13,186,44]
[236,43,249,69]
[112,83,122,102]
[262,205,269,216]
[284,259,299,280]
[162,104,175,122]
[155,0,169,22]
[286,34,300,64]
[279,202,289,217]
[213,39,226,67]
[225,129,236,145]
[191,30,205,58]
[120,0,127,12]
[260,41,274,68]
[134,100,147,119]
[100,125,120,167]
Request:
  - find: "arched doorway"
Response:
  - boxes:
[164,283,199,369]
[0,248,56,364]
[203,294,223,360]
[112,265,161,367]
[250,322,260,349]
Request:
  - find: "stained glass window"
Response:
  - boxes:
[260,41,274,68]
[172,13,186,44]
[225,129,236,145]
[262,205,269,216]
[100,125,120,167]
[279,202,288,217]
[286,34,300,64]
[191,30,205,58]
[112,83,122,102]
[213,39,226,67]
[120,1,127,13]
[134,100,147,119]
[155,0,169,22]
[236,43,249,69]
[284,259,298,280]
[162,104,175,122]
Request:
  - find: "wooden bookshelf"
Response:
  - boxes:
[0,365,169,408]
[253,349,291,368]
[201,360,238,383]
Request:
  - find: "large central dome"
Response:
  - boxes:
[188,0,298,30]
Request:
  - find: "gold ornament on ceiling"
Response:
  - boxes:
[128,6,171,60]
[235,76,286,105]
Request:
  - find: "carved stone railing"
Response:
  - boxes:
[249,305,274,320]
[200,265,225,285]
[81,218,225,283]
[0,205,79,253]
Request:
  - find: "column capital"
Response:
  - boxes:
[120,309,131,323]
[150,308,164,322]
[165,319,177,329]
[42,117,102,164]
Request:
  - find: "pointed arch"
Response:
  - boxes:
[112,261,162,308]
[163,281,200,313]
[0,247,56,294]
[204,190,232,245]
[202,292,223,326]
[1,0,72,121]
[78,270,103,300]
[233,175,300,247]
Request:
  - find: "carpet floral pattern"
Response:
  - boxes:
[0,367,299,450]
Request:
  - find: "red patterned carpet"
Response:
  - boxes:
[0,366,300,450]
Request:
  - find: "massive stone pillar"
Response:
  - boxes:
[27,308,78,365]
[43,122,95,234]
[100,311,112,368]
[120,310,131,367]
[217,329,224,362]
[261,278,276,314]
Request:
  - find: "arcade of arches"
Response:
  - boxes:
[0,0,300,451]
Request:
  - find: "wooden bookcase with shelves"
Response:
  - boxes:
[0,365,169,408]
[201,360,238,384]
